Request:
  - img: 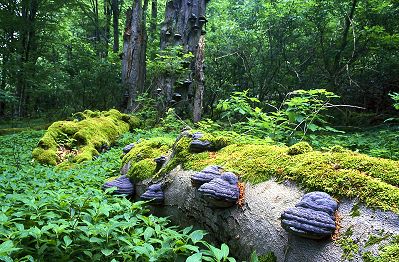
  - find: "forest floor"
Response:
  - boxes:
[1,122,399,261]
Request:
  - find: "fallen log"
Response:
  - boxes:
[121,131,399,261]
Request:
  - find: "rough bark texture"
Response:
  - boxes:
[158,0,207,121]
[122,0,148,113]
[111,0,119,53]
[193,35,205,123]
[134,167,399,261]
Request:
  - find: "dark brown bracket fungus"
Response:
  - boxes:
[189,13,197,22]
[198,172,239,208]
[183,79,192,87]
[174,33,182,39]
[140,183,165,205]
[281,192,338,239]
[191,165,222,188]
[122,143,135,154]
[102,175,134,195]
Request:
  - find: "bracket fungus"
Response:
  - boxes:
[281,191,338,239]
[198,172,239,207]
[102,175,134,195]
[191,165,222,188]
[122,143,135,154]
[140,183,165,205]
[190,139,211,153]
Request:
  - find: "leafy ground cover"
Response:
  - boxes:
[0,130,238,262]
[309,126,399,160]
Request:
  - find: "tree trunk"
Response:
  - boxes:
[149,0,157,41]
[15,0,38,117]
[193,35,205,123]
[104,0,112,57]
[111,0,119,52]
[133,167,399,261]
[121,0,148,113]
[157,0,207,121]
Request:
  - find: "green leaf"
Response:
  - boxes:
[101,249,114,256]
[0,240,20,256]
[221,243,229,258]
[186,252,202,262]
[63,235,72,247]
[307,123,319,132]
[189,230,205,244]
[249,251,259,262]
[143,227,155,240]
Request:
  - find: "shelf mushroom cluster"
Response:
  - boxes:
[189,132,212,153]
[191,165,240,207]
[281,192,338,239]
[102,175,134,195]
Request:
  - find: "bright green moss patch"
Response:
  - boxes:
[363,236,399,262]
[33,109,139,165]
[162,131,399,214]
[122,137,174,181]
[287,141,313,155]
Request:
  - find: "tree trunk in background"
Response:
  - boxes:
[121,0,148,113]
[193,35,205,123]
[111,0,119,52]
[149,0,157,40]
[104,0,112,57]
[158,0,207,122]
[16,0,38,117]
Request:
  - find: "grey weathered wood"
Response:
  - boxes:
[134,167,399,261]
[122,0,148,113]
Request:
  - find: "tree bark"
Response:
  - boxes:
[149,0,157,40]
[111,0,120,52]
[16,0,39,117]
[122,0,148,113]
[193,35,205,123]
[133,167,399,261]
[157,0,207,121]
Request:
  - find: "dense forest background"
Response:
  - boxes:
[0,0,398,123]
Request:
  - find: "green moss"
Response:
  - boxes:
[258,252,277,262]
[33,109,138,165]
[338,228,359,261]
[287,141,313,155]
[32,147,57,166]
[160,131,399,214]
[122,137,174,181]
[363,236,399,262]
[330,145,346,153]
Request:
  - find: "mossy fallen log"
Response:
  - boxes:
[33,109,139,166]
[120,130,399,260]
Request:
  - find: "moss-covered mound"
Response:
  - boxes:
[33,109,139,165]
[122,137,174,181]
[155,131,399,214]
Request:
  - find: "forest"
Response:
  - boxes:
[1,0,399,261]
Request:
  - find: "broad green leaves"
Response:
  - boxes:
[0,130,238,261]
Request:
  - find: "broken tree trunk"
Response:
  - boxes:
[122,0,148,113]
[157,0,207,122]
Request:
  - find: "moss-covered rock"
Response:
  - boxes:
[33,109,139,165]
[122,137,174,181]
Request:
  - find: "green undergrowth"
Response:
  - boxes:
[32,109,140,166]
[310,126,399,160]
[149,130,399,214]
[0,130,239,261]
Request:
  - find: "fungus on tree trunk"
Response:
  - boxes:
[157,0,208,122]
